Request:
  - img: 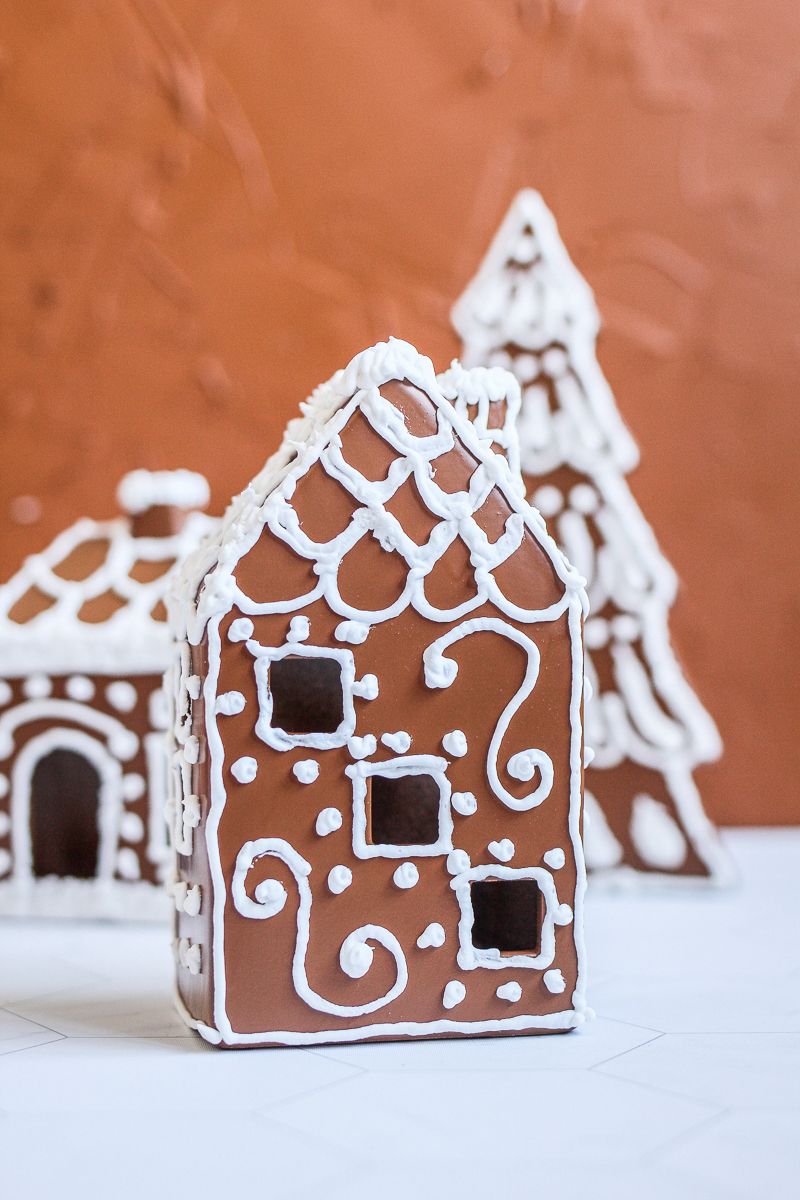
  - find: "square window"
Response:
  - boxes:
[369,773,441,846]
[348,755,453,859]
[470,878,541,954]
[269,656,344,734]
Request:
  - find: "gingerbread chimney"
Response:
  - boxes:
[117,470,210,538]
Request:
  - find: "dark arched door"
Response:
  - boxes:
[30,749,101,878]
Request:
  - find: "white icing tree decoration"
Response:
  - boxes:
[452,189,730,885]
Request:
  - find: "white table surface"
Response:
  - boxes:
[1,828,798,1200]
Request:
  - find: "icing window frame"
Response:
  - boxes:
[249,642,356,751]
[451,864,560,972]
[347,755,453,860]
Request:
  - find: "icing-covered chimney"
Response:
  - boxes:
[117,469,210,538]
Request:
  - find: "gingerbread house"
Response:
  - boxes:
[0,470,213,919]
[168,338,589,1048]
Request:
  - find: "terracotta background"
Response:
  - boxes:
[0,1,797,825]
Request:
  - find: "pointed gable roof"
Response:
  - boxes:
[173,339,587,646]
[451,189,599,353]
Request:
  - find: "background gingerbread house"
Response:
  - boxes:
[0,470,212,919]
[169,339,589,1047]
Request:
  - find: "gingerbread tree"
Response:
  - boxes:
[452,190,729,883]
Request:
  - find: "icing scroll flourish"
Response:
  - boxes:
[232,838,408,1017]
[423,617,554,811]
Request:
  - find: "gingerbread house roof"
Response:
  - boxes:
[172,339,587,646]
[0,471,213,677]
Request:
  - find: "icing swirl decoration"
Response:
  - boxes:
[231,838,408,1017]
[424,617,554,811]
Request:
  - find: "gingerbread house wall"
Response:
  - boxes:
[0,670,171,918]
[172,393,586,1045]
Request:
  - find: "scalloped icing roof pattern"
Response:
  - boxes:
[170,338,588,647]
[0,511,215,677]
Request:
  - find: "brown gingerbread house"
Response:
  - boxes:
[0,470,212,919]
[168,339,589,1047]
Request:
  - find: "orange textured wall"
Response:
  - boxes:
[1,1,798,824]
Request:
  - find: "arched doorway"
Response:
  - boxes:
[30,748,101,878]
[11,727,123,884]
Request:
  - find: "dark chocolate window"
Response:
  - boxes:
[368,773,441,845]
[470,878,542,954]
[269,656,344,734]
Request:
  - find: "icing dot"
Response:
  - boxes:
[393,862,419,890]
[149,688,169,729]
[0,681,12,706]
[451,791,478,816]
[340,932,373,979]
[106,681,137,713]
[315,807,343,836]
[23,675,51,700]
[216,690,246,716]
[335,619,370,645]
[253,879,287,914]
[543,847,566,870]
[231,756,257,784]
[442,980,466,1010]
[122,773,145,801]
[569,484,599,515]
[532,485,563,518]
[348,734,376,760]
[417,922,445,949]
[120,811,144,842]
[380,730,412,754]
[116,847,140,880]
[612,614,639,642]
[584,618,609,649]
[287,615,310,643]
[228,617,254,642]
[447,849,471,876]
[0,808,10,832]
[0,847,11,877]
[328,865,352,895]
[353,674,379,700]
[0,776,9,801]
[183,736,200,765]
[496,981,522,1003]
[111,730,139,761]
[543,969,566,994]
[541,346,568,376]
[293,759,320,784]
[183,884,202,917]
[513,353,537,384]
[442,729,468,758]
[65,675,94,702]
[631,795,688,869]
[488,838,515,863]
[555,903,574,926]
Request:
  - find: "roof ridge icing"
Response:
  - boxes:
[172,339,587,646]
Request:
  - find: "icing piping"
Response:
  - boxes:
[231,837,407,1016]
[424,618,554,811]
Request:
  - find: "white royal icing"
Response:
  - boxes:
[230,756,257,784]
[315,807,343,836]
[496,981,522,1003]
[417,922,446,949]
[392,862,419,890]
